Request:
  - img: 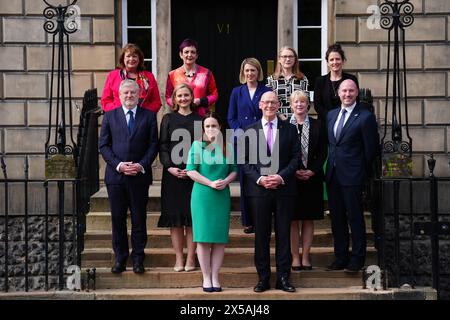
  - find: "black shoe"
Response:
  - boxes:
[326,260,348,271]
[133,262,145,274]
[344,263,363,274]
[203,287,214,293]
[212,287,222,292]
[291,265,302,271]
[300,265,313,271]
[243,226,254,234]
[111,261,126,274]
[275,277,296,292]
[253,280,270,293]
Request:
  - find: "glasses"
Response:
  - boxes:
[280,55,295,59]
[261,100,279,105]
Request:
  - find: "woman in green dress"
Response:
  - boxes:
[186,112,237,292]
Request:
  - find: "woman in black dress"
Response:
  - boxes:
[289,90,326,270]
[313,43,358,123]
[158,83,202,272]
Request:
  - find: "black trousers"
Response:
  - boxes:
[107,182,149,264]
[327,174,366,266]
[248,194,294,282]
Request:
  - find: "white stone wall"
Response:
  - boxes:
[0,0,116,181]
[334,0,450,177]
[1,0,449,181]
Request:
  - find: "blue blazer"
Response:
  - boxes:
[227,83,271,130]
[326,104,378,186]
[99,106,158,185]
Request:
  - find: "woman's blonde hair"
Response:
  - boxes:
[272,46,305,80]
[290,90,310,111]
[171,83,196,112]
[290,90,310,104]
[239,58,264,84]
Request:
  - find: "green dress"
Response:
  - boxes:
[186,140,237,243]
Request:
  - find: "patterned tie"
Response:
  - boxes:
[267,121,273,153]
[127,110,135,134]
[335,109,347,140]
[300,121,309,168]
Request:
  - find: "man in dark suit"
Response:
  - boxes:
[99,79,158,274]
[325,79,378,273]
[241,91,300,292]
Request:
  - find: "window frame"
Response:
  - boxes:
[121,0,157,76]
[293,0,328,100]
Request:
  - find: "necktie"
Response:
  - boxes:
[127,110,135,134]
[300,121,309,167]
[267,121,273,153]
[335,109,347,140]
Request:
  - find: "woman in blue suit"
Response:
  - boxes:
[228,57,271,234]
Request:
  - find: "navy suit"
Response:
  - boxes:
[228,83,272,228]
[326,104,378,267]
[241,118,300,281]
[99,106,158,265]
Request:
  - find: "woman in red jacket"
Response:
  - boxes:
[101,43,161,113]
[165,39,218,118]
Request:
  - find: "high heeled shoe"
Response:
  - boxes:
[184,265,196,272]
[173,265,184,272]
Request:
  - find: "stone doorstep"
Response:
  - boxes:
[84,211,374,232]
[90,267,364,290]
[0,287,437,300]
[92,183,241,198]
[83,229,375,249]
[80,247,378,268]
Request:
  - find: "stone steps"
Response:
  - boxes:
[89,183,242,212]
[85,211,374,232]
[78,185,390,298]
[90,267,364,289]
[81,247,377,269]
[0,287,437,300]
[83,228,375,249]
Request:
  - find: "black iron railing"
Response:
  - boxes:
[374,157,450,300]
[1,89,100,292]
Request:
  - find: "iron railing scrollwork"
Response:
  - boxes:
[380,0,414,159]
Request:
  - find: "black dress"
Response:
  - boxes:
[313,72,358,122]
[292,118,326,221]
[158,112,202,227]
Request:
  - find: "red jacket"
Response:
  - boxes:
[101,69,162,113]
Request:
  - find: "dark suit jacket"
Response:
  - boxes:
[227,83,271,130]
[295,117,326,176]
[314,72,358,122]
[241,117,301,197]
[326,104,378,186]
[99,106,158,185]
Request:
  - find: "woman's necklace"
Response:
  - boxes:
[183,64,196,79]
[330,72,342,98]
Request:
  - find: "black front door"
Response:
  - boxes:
[171,0,278,126]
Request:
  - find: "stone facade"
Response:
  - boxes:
[0,0,448,182]
[0,217,77,291]
[380,180,450,299]
[0,0,449,295]
[333,0,450,177]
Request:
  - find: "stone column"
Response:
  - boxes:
[277,0,294,48]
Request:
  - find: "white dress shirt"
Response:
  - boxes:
[333,102,356,138]
[116,105,144,173]
[261,117,278,147]
[257,117,284,185]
